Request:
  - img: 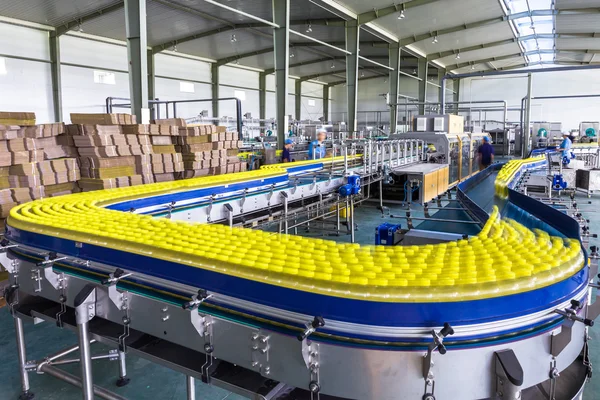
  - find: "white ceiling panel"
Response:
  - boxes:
[436,42,521,66]
[557,37,600,51]
[414,22,515,57]
[556,0,600,9]
[556,13,600,33]
[367,0,504,41]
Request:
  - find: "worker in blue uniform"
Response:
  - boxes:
[282,139,293,162]
[558,132,572,157]
[477,136,494,171]
[308,129,327,160]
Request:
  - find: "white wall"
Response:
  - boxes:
[460,69,600,131]
[0,22,54,122]
[0,20,330,127]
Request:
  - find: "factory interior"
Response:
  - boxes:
[3,0,600,399]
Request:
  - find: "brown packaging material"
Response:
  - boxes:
[70,113,136,125]
[151,136,173,145]
[44,146,78,160]
[152,145,176,154]
[153,118,187,127]
[19,123,66,138]
[78,146,119,158]
[11,150,44,165]
[79,156,135,169]
[177,136,209,145]
[0,126,20,140]
[212,142,224,150]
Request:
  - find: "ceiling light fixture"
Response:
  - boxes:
[471,64,475,70]
[77,21,84,33]
[306,23,312,33]
[290,51,295,58]
[455,52,461,60]
[234,59,239,65]
[432,35,438,44]
[231,34,237,43]
[398,9,405,20]
[413,68,417,75]
[172,44,178,52]
[331,62,335,69]
[360,71,365,77]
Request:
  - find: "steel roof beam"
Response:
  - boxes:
[357,0,442,25]
[215,48,274,66]
[264,56,347,74]
[427,39,517,61]
[447,53,523,69]
[299,66,387,82]
[56,1,125,36]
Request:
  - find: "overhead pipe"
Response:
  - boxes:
[440,64,600,115]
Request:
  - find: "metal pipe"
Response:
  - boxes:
[117,351,127,383]
[39,364,127,400]
[187,376,196,400]
[49,353,118,367]
[523,73,533,158]
[77,321,94,400]
[14,317,31,396]
[350,195,355,243]
[441,63,600,113]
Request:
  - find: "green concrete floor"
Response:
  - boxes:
[0,194,599,399]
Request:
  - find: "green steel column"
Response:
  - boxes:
[418,58,428,115]
[211,64,219,118]
[147,50,155,100]
[295,80,302,121]
[437,68,446,110]
[345,21,360,133]
[49,33,62,122]
[454,78,460,105]
[323,85,329,122]
[389,45,401,133]
[124,0,149,123]
[272,0,290,149]
[259,72,266,120]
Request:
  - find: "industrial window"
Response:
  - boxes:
[308,99,316,107]
[234,90,246,101]
[180,81,195,93]
[93,70,116,85]
[0,57,6,75]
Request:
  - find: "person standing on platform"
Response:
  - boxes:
[477,136,495,171]
[282,139,294,163]
[308,129,327,160]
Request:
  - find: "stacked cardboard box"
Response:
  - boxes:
[176,125,245,177]
[71,113,137,125]
[0,112,36,126]
[125,124,184,183]
[0,117,81,228]
[68,124,146,191]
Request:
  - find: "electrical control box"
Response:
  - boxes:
[412,115,464,133]
[416,118,427,132]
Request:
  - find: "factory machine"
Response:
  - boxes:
[2,135,599,400]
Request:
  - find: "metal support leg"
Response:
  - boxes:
[187,376,196,400]
[115,351,130,387]
[77,322,94,400]
[15,317,34,400]
[379,179,383,210]
[75,285,97,400]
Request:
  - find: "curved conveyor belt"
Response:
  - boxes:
[5,156,587,345]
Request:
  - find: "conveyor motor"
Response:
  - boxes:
[375,223,402,245]
[339,175,361,197]
[552,174,567,191]
[537,128,548,137]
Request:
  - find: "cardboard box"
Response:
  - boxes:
[153,118,186,127]
[151,136,172,145]
[0,111,36,126]
[152,145,176,154]
[0,126,20,140]
[70,113,136,125]
[79,156,135,169]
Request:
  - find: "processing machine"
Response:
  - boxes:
[1,136,599,400]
